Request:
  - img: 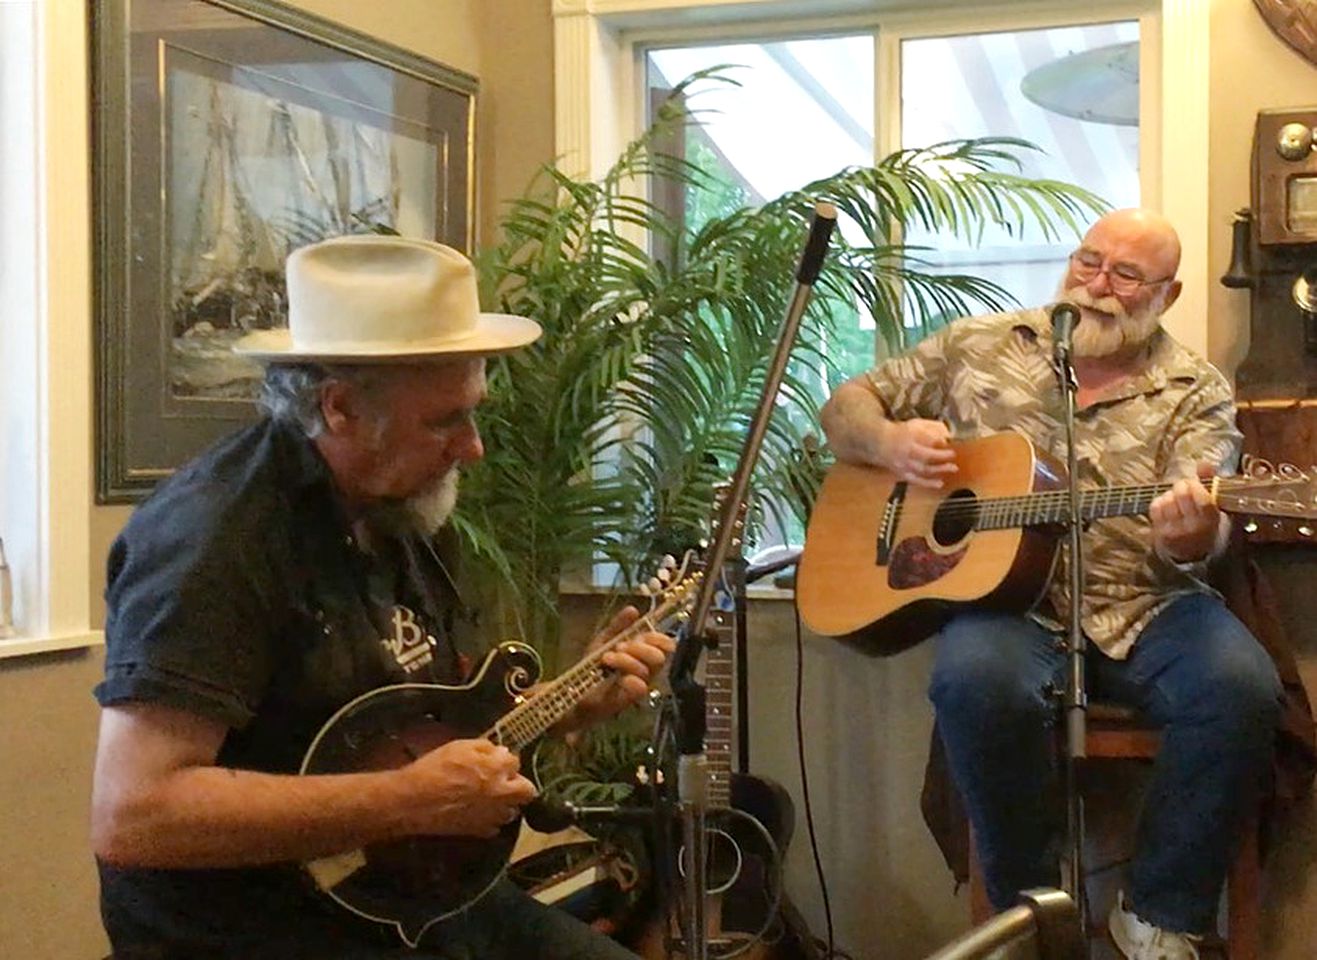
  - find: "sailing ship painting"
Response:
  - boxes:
[166,63,439,400]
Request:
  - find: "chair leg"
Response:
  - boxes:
[1226,813,1260,960]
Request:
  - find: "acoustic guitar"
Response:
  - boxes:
[796,431,1317,656]
[297,570,700,948]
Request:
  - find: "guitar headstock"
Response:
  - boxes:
[1222,458,1317,535]
[710,481,752,561]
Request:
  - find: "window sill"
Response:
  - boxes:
[0,629,104,660]
[558,581,797,602]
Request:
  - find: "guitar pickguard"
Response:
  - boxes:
[887,536,968,590]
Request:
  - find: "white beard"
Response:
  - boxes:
[367,468,460,539]
[404,468,460,537]
[1055,281,1167,358]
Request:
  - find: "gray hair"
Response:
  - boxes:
[258,363,396,438]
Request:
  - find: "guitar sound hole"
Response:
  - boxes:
[932,489,977,547]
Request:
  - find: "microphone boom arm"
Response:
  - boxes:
[681,203,838,654]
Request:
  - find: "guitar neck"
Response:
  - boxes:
[704,621,735,810]
[973,481,1175,530]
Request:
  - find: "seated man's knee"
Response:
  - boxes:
[930,613,1053,719]
[1217,647,1282,733]
[1190,617,1282,735]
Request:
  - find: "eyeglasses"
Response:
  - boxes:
[1068,251,1173,296]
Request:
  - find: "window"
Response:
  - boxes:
[0,0,43,645]
[556,0,1209,577]
[645,36,877,383]
[0,1,100,655]
[633,13,1143,558]
[900,21,1141,315]
[642,37,877,554]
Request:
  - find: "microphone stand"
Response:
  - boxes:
[664,202,837,960]
[1053,329,1088,943]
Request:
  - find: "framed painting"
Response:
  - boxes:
[92,0,477,502]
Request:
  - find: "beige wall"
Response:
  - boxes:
[6,2,1317,958]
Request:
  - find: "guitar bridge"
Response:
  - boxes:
[876,481,906,566]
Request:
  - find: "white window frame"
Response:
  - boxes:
[0,1,100,657]
[551,0,1209,356]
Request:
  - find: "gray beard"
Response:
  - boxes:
[1055,283,1167,359]
[364,469,460,540]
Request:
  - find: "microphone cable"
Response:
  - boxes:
[793,603,855,960]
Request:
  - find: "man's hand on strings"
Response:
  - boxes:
[558,606,675,732]
[881,419,958,489]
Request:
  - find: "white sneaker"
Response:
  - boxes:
[1108,892,1200,960]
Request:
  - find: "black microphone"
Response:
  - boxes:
[522,796,657,833]
[1050,301,1080,361]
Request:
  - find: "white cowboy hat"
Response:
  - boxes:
[235,235,541,362]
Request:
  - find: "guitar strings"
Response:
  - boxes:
[488,582,695,751]
[909,478,1290,526]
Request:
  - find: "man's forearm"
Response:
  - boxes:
[820,377,894,467]
[93,765,422,869]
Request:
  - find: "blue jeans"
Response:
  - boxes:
[929,593,1282,934]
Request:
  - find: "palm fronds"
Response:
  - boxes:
[457,75,1106,663]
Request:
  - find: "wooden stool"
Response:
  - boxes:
[969,703,1261,959]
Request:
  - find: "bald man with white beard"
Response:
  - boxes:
[820,209,1282,960]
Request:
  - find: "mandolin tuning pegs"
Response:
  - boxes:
[656,567,672,584]
[647,577,663,594]
[661,554,677,569]
[1301,525,1314,538]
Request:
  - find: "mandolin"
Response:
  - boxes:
[298,570,700,948]
[797,431,1317,656]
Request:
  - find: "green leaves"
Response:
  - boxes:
[457,74,1106,662]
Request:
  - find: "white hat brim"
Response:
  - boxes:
[233,312,542,363]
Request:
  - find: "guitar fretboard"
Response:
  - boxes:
[704,613,735,810]
[972,483,1172,530]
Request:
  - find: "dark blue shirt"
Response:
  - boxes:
[95,417,466,958]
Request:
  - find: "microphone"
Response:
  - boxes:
[1050,301,1080,362]
[522,796,657,833]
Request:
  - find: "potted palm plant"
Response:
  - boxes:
[452,71,1104,668]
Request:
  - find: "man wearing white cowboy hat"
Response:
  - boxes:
[90,236,673,959]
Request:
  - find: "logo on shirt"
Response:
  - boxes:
[379,605,435,675]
